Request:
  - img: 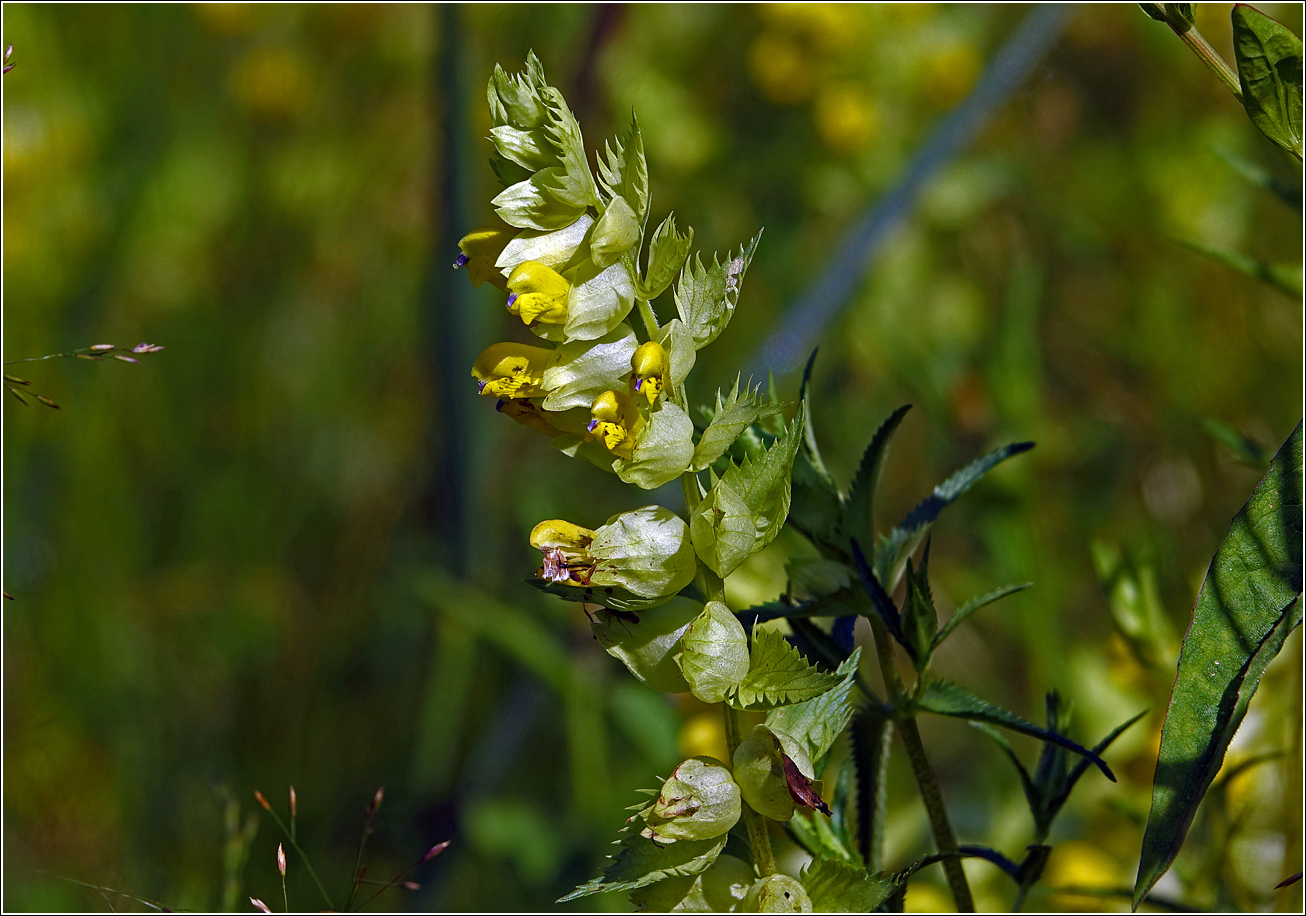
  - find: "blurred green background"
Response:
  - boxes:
[3,3,1301,912]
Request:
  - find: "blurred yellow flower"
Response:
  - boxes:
[748,32,814,106]
[759,3,859,52]
[814,82,879,154]
[678,711,729,763]
[230,46,312,120]
[922,42,982,108]
[1044,840,1123,911]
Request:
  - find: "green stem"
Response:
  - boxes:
[725,703,777,878]
[636,297,661,341]
[1172,24,1244,101]
[864,613,974,912]
[260,806,335,910]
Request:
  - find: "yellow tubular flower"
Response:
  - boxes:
[454,226,516,290]
[530,519,597,585]
[588,389,644,459]
[471,342,553,398]
[630,340,670,405]
[506,260,570,327]
[496,398,566,437]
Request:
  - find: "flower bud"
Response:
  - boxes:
[454,226,516,290]
[731,725,819,822]
[641,756,741,843]
[506,260,571,327]
[532,506,695,602]
[471,342,553,398]
[587,389,644,458]
[741,875,812,913]
[630,340,670,405]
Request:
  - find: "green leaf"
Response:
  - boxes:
[765,650,862,766]
[540,324,637,412]
[1058,709,1148,814]
[788,807,858,865]
[487,56,546,130]
[558,832,727,901]
[525,577,676,612]
[562,258,637,342]
[1134,422,1303,909]
[790,352,845,556]
[1175,236,1303,298]
[728,624,844,710]
[1200,416,1271,467]
[673,232,763,349]
[642,214,694,301]
[691,376,779,472]
[615,401,696,490]
[900,549,938,668]
[850,704,892,871]
[970,722,1040,827]
[590,197,641,269]
[676,600,751,704]
[800,856,895,913]
[1232,4,1304,158]
[784,556,852,600]
[874,441,1035,590]
[912,680,1116,781]
[736,587,867,627]
[654,318,697,394]
[690,406,804,578]
[488,124,556,172]
[931,582,1032,651]
[628,854,754,912]
[597,113,649,224]
[537,79,601,206]
[492,169,588,232]
[838,405,912,552]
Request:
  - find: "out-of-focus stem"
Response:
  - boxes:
[725,703,777,878]
[865,611,975,912]
[1172,23,1244,101]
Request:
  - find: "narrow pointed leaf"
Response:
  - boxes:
[1134,422,1303,909]
[875,441,1035,589]
[838,405,912,551]
[1058,709,1148,811]
[850,704,892,871]
[913,680,1115,780]
[932,582,1032,650]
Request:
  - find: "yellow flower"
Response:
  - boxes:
[587,389,644,458]
[454,226,516,290]
[506,260,570,327]
[470,342,553,398]
[495,398,566,437]
[630,341,670,405]
[530,519,598,585]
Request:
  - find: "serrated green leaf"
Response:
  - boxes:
[1134,422,1303,908]
[900,551,938,669]
[674,232,762,349]
[540,324,637,412]
[766,649,861,766]
[790,353,845,556]
[489,153,531,189]
[487,56,546,130]
[850,705,892,871]
[538,80,601,206]
[691,406,804,578]
[615,401,696,490]
[1175,237,1303,298]
[642,214,694,301]
[800,856,895,913]
[488,124,556,171]
[1232,4,1304,158]
[729,625,844,710]
[562,258,637,342]
[597,113,649,224]
[788,808,858,865]
[558,832,727,901]
[913,680,1115,781]
[932,582,1032,651]
[874,441,1034,590]
[492,169,588,232]
[676,600,751,704]
[839,405,912,552]
[691,377,779,472]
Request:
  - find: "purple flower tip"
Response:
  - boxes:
[506,293,518,310]
[453,253,470,269]
[495,399,507,412]
[476,379,487,394]
[633,378,643,391]
[587,419,599,432]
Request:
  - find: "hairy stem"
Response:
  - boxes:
[865,613,974,912]
[1172,23,1244,101]
[725,703,777,878]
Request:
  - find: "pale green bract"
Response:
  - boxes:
[676,600,750,704]
[495,214,592,274]
[591,597,702,693]
[674,232,762,349]
[615,401,696,489]
[589,505,697,598]
[691,376,783,472]
[642,213,694,300]
[540,324,637,412]
[561,258,636,341]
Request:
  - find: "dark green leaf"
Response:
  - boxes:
[850,541,910,658]
[900,548,938,668]
[913,680,1115,781]
[874,441,1034,589]
[1134,422,1303,909]
[838,405,912,551]
[970,722,1039,821]
[1058,709,1148,812]
[932,582,1032,651]
[850,704,892,872]
[736,587,866,627]
[789,350,845,555]
[1232,4,1304,158]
